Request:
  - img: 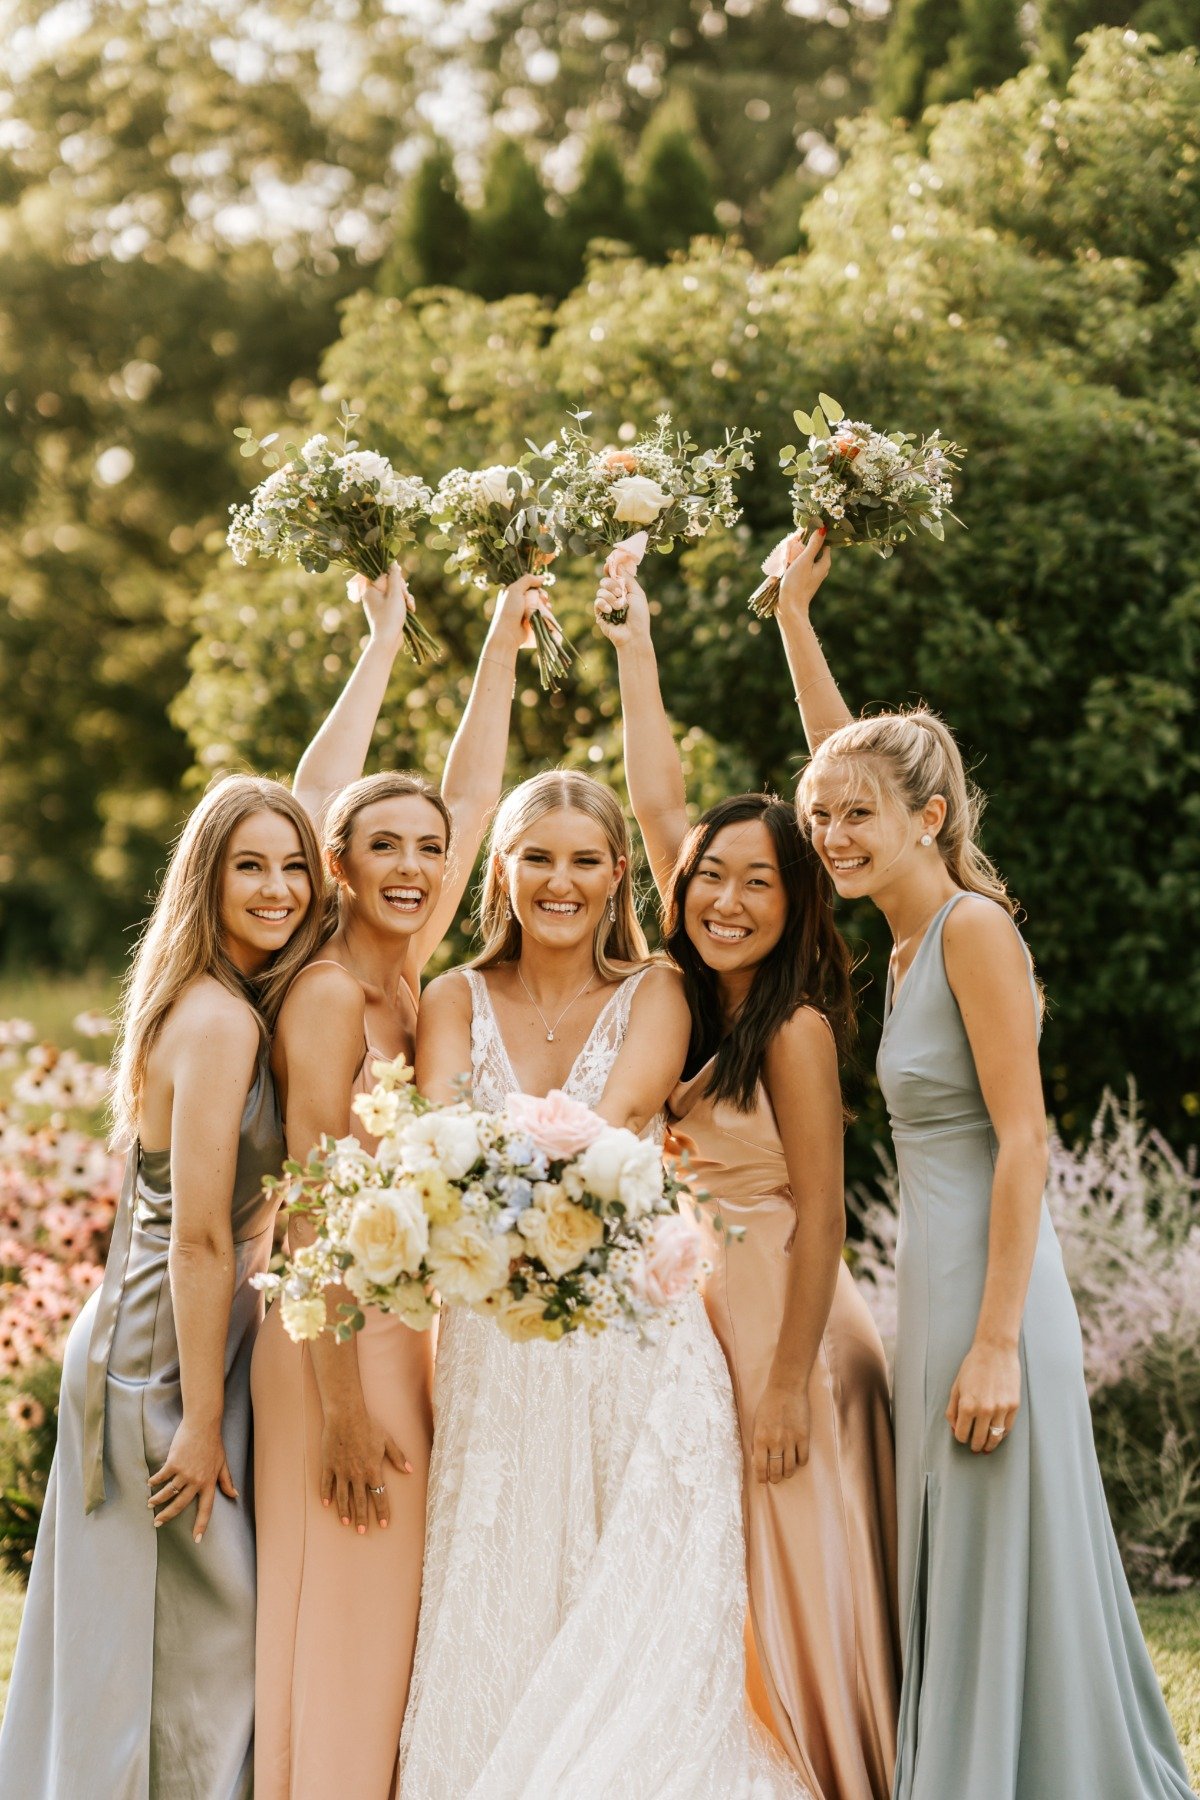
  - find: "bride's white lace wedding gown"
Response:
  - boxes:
[397,968,807,1800]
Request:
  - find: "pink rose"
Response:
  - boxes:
[634,1213,704,1308]
[505,1090,608,1161]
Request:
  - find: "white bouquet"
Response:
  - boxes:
[751,394,963,614]
[546,412,756,625]
[257,1064,705,1346]
[428,461,573,691]
[226,407,441,663]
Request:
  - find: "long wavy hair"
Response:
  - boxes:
[796,708,1017,915]
[111,776,325,1142]
[321,771,453,935]
[662,792,856,1111]
[474,770,649,977]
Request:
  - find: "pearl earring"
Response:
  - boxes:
[503,902,513,923]
[920,833,933,847]
[608,897,617,923]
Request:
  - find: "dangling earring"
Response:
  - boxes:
[608,896,617,923]
[503,900,513,923]
[920,833,933,847]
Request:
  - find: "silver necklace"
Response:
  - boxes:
[516,965,596,1043]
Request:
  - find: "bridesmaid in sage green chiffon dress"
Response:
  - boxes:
[0,777,322,1800]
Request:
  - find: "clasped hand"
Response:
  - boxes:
[320,1405,411,1535]
[946,1340,1021,1454]
[147,1416,236,1543]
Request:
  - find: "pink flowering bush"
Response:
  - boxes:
[0,1016,121,1573]
[851,1088,1200,1586]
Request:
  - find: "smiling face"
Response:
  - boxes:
[332,794,449,937]
[804,764,941,901]
[501,807,625,953]
[682,819,788,975]
[219,810,313,974]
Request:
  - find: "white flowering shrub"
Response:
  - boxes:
[851,1088,1200,1584]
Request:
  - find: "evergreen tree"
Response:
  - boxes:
[634,99,717,259]
[380,141,473,294]
[561,133,637,281]
[930,0,1025,105]
[469,140,560,300]
[876,0,971,118]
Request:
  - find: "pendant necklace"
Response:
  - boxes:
[516,965,596,1043]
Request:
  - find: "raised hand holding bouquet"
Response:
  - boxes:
[750,393,963,616]
[429,461,572,690]
[258,1062,704,1346]
[226,406,441,664]
[548,412,755,626]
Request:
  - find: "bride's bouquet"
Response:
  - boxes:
[257,1061,705,1346]
[428,462,573,691]
[749,393,964,615]
[226,408,441,664]
[546,412,756,625]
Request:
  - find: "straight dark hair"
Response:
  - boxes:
[661,793,856,1112]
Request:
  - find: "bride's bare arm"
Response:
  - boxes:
[595,576,689,901]
[414,972,475,1105]
[595,968,692,1134]
[773,530,854,751]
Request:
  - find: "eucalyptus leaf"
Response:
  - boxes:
[818,393,844,423]
[793,409,814,435]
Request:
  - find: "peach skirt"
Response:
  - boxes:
[251,1304,433,1800]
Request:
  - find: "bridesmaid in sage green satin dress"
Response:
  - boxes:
[0,776,323,1800]
[778,526,1193,1800]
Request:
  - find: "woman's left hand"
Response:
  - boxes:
[751,1382,811,1484]
[347,562,413,647]
[946,1340,1021,1453]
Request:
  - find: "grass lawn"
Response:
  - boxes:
[0,1574,1197,1778]
[0,969,118,1049]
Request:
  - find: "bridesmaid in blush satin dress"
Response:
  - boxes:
[251,568,537,1799]
[599,565,900,1800]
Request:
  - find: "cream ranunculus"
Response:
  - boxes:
[526,1187,605,1278]
[400,1110,482,1181]
[578,1129,665,1220]
[472,464,529,509]
[609,474,668,525]
[345,1184,429,1286]
[427,1215,512,1304]
[279,1288,328,1343]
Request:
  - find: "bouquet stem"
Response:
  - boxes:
[401,606,443,666]
[747,573,781,619]
[531,609,574,691]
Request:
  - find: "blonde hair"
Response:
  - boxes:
[112,776,326,1141]
[474,770,650,976]
[796,709,1016,915]
[322,772,452,933]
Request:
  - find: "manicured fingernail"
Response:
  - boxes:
[380,1519,388,1529]
[403,1461,412,1473]
[341,1516,350,1526]
[322,1497,330,1507]
[357,1524,365,1535]
[819,526,827,537]
[194,1533,203,1544]
[154,1519,163,1528]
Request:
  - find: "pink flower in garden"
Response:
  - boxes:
[505,1090,608,1161]
[6,1394,46,1431]
[68,1262,104,1294]
[632,1213,705,1308]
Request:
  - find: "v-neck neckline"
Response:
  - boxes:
[475,971,632,1098]
[884,895,962,1029]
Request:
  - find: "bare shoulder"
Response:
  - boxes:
[419,968,475,1019]
[942,893,1025,973]
[628,962,687,1015]
[764,1004,838,1085]
[277,958,364,1037]
[162,978,261,1082]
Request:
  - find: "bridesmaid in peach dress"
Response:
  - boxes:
[252,567,539,1799]
[599,569,900,1800]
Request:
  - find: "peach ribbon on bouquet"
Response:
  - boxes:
[597,530,648,625]
[748,527,809,618]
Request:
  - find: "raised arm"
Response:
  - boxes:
[595,576,690,900]
[147,986,260,1541]
[751,1008,846,1485]
[773,529,854,750]
[413,971,475,1105]
[595,967,692,1134]
[293,564,414,829]
[942,898,1048,1455]
[274,964,410,1533]
[408,576,544,970]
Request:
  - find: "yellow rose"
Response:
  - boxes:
[408,1165,461,1226]
[427,1215,512,1304]
[526,1188,605,1278]
[345,1184,429,1285]
[489,1289,564,1343]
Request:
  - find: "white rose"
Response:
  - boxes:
[279,1289,327,1342]
[578,1129,665,1220]
[471,464,529,509]
[609,474,668,525]
[346,1184,430,1285]
[426,1215,513,1305]
[400,1111,482,1181]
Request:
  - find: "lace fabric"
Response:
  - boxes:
[397,969,808,1799]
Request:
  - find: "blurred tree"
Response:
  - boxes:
[468,139,562,300]
[633,96,718,256]
[560,132,639,278]
[0,0,412,962]
[877,0,1024,117]
[183,33,1200,1163]
[379,141,473,295]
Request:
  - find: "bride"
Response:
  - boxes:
[398,770,804,1799]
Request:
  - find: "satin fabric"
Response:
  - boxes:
[0,1045,282,1800]
[881,896,1193,1800]
[252,982,433,1800]
[671,1057,900,1800]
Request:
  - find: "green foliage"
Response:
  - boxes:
[182,34,1200,1162]
[561,134,639,276]
[379,141,473,295]
[469,140,561,302]
[0,1363,61,1576]
[633,97,718,257]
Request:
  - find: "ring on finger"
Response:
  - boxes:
[367,1484,386,1494]
[988,1425,1006,1439]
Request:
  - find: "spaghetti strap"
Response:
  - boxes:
[289,958,352,981]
